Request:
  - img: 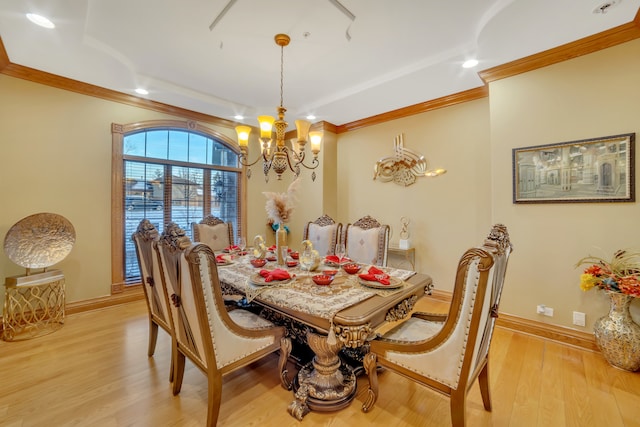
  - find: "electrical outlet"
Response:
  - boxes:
[573,311,586,326]
[537,304,553,316]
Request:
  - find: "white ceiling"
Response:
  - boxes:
[1,0,639,128]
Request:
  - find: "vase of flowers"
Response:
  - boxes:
[577,250,640,371]
[264,179,299,266]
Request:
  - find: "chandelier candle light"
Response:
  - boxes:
[235,34,323,182]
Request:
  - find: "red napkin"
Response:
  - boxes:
[359,266,391,285]
[225,245,240,252]
[216,254,229,264]
[268,245,291,252]
[259,269,291,282]
[325,255,349,264]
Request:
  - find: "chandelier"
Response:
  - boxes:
[235,34,322,182]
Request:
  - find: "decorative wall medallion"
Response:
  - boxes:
[3,212,76,270]
[373,133,446,186]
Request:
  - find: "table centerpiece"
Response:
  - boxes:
[264,178,299,266]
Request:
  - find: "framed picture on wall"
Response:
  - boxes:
[512,133,635,204]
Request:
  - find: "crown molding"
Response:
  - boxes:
[2,7,640,135]
[335,86,488,134]
[339,8,640,133]
[479,9,640,84]
[0,51,238,130]
[0,37,9,71]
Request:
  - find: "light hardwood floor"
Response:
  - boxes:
[1,297,639,427]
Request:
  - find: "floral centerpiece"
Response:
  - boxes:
[576,249,640,371]
[263,178,300,225]
[263,178,300,265]
[577,249,640,296]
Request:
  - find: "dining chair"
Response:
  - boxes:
[131,219,174,381]
[156,222,292,427]
[191,214,234,252]
[302,214,342,256]
[192,214,244,305]
[342,215,390,266]
[361,224,513,427]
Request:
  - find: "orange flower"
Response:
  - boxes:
[577,250,640,297]
[584,265,604,276]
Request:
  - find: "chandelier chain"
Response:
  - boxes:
[234,33,321,182]
[280,44,284,108]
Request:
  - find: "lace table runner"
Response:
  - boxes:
[217,257,416,320]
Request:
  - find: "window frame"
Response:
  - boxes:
[111,119,246,291]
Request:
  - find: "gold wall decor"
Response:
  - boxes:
[3,212,75,272]
[373,133,446,186]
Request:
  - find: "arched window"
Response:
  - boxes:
[111,120,244,286]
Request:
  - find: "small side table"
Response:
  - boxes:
[387,246,416,271]
[3,270,65,341]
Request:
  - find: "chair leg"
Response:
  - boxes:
[361,352,379,413]
[206,372,223,427]
[172,351,186,395]
[279,337,293,390]
[168,342,175,383]
[148,320,159,357]
[450,390,467,427]
[478,361,492,411]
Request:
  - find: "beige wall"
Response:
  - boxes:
[2,38,639,330]
[336,98,492,291]
[490,39,640,328]
[0,76,237,307]
[334,39,640,330]
[0,75,332,311]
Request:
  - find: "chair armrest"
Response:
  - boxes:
[411,311,447,322]
[369,313,448,351]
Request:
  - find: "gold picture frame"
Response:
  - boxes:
[513,133,635,204]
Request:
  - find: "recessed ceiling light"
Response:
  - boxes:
[234,115,244,120]
[306,115,316,121]
[26,13,55,29]
[135,88,149,95]
[462,59,479,69]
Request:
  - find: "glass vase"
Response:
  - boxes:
[593,292,640,371]
[275,223,287,266]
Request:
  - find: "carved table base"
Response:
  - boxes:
[287,331,357,420]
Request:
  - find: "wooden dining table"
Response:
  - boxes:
[216,254,433,420]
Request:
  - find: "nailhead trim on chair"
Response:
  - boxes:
[197,251,276,370]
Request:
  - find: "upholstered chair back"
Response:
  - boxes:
[191,215,234,251]
[184,243,286,371]
[131,219,173,357]
[156,223,206,369]
[467,224,513,382]
[362,224,513,427]
[342,215,390,266]
[156,222,291,426]
[302,214,342,256]
[386,248,494,389]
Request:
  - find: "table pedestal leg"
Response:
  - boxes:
[287,330,357,420]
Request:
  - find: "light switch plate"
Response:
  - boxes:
[573,311,586,326]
